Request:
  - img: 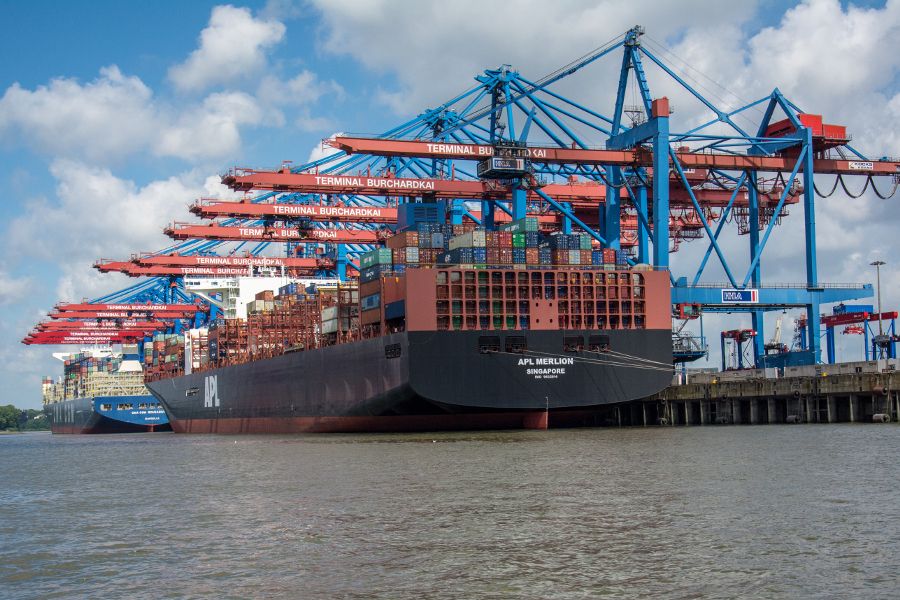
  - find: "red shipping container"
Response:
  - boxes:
[487,248,500,263]
[553,249,570,264]
[359,280,381,296]
[602,249,617,263]
[382,276,405,304]
[822,123,847,140]
[581,250,592,264]
[498,248,513,263]
[498,232,513,247]
[526,248,539,264]
[387,231,418,249]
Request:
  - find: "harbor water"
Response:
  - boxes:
[2,425,899,599]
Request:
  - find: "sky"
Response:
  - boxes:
[1,0,899,409]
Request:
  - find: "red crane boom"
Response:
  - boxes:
[327,137,900,176]
[163,223,384,243]
[221,171,608,200]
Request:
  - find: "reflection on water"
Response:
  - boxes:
[2,425,899,599]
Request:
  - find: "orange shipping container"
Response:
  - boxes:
[382,275,406,304]
[386,231,419,249]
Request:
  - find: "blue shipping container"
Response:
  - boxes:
[385,300,405,320]
[361,293,381,311]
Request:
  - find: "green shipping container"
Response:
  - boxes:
[579,234,592,250]
[360,248,393,269]
[500,217,539,233]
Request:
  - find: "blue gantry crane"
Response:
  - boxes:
[32,26,900,368]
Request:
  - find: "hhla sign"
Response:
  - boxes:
[721,289,759,304]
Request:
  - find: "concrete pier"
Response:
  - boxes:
[641,371,899,426]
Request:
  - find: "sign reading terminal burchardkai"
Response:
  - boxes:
[311,176,436,191]
[425,143,550,159]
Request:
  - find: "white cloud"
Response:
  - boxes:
[258,70,345,106]
[306,132,345,164]
[0,6,341,164]
[169,5,286,93]
[308,0,900,155]
[747,1,900,100]
[261,0,305,20]
[0,67,271,164]
[0,66,157,163]
[7,161,238,296]
[0,342,57,406]
[0,66,341,163]
[155,91,265,161]
[55,270,131,304]
[256,70,345,130]
[310,0,758,114]
[0,270,32,305]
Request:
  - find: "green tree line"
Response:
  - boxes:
[0,405,50,431]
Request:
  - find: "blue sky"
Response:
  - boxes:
[1,0,899,408]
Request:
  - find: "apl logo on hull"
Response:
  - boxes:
[204,375,220,408]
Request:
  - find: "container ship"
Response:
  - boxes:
[43,345,170,434]
[145,216,673,434]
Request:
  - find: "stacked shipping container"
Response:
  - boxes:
[143,224,654,383]
[144,284,360,381]
[42,351,146,403]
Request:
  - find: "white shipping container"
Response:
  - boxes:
[322,318,354,334]
[569,250,581,265]
[322,306,338,321]
[449,232,471,250]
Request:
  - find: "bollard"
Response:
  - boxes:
[785,415,801,424]
[872,413,891,423]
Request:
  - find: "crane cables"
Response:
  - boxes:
[705,169,791,196]
[813,174,899,200]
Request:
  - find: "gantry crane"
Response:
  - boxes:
[31,26,900,368]
[721,329,757,371]
[23,279,210,346]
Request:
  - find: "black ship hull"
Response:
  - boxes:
[146,329,672,434]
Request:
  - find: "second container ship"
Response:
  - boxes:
[43,345,170,434]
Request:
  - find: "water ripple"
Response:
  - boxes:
[1,426,899,598]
